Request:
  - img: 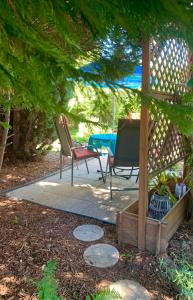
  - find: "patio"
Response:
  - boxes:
[6,156,139,224]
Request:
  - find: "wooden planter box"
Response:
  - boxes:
[117,193,188,254]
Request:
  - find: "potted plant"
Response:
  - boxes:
[149,172,176,220]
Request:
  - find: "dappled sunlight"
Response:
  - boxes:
[96,279,112,290]
[38,181,60,187]
[0,283,9,296]
[0,275,19,296]
[0,199,23,207]
[64,272,88,280]
[51,138,60,151]
[6,161,138,223]
[74,183,95,189]
[6,174,22,180]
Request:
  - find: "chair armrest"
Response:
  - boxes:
[71,144,100,155]
[87,144,100,154]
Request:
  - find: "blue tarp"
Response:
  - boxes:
[80,63,142,89]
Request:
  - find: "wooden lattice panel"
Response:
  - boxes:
[148,95,186,175]
[150,39,190,94]
[148,39,190,175]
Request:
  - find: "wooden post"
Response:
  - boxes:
[138,37,150,250]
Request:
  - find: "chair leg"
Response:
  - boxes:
[98,156,105,183]
[110,166,113,200]
[85,160,89,174]
[130,167,134,177]
[136,169,139,183]
[60,150,63,179]
[104,157,109,183]
[71,157,74,186]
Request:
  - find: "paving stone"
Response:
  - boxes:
[73,224,104,242]
[83,243,119,268]
[109,279,150,300]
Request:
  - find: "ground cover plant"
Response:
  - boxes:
[160,252,193,299]
[38,260,120,300]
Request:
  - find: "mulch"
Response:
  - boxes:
[0,198,174,300]
[0,152,69,192]
[0,153,192,299]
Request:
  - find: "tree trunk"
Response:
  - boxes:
[6,109,56,161]
[0,108,11,169]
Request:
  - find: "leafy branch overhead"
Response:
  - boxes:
[0,0,193,111]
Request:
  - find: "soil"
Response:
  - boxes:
[0,153,192,299]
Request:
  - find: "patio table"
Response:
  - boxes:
[88,133,117,155]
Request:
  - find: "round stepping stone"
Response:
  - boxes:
[83,243,119,268]
[109,280,150,300]
[73,224,104,242]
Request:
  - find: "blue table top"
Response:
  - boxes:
[88,133,117,154]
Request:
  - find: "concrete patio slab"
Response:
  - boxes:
[6,157,139,224]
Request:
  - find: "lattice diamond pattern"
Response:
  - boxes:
[150,39,190,94]
[148,39,190,175]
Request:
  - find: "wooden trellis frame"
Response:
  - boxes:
[137,37,191,250]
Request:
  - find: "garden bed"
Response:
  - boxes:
[117,192,189,254]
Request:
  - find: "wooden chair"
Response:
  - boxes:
[106,119,140,199]
[55,115,105,185]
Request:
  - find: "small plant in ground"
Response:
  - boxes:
[120,252,132,259]
[160,253,193,299]
[37,260,64,300]
[11,215,20,225]
[86,288,121,300]
[37,260,120,300]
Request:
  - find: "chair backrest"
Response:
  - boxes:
[55,115,73,157]
[114,119,140,167]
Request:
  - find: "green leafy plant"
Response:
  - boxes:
[37,260,64,300]
[11,215,20,225]
[86,288,121,300]
[120,252,132,259]
[151,171,177,205]
[186,150,193,170]
[160,254,193,299]
[37,260,120,300]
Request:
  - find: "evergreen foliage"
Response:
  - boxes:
[0,0,193,148]
[0,0,193,112]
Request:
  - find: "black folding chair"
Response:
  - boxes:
[106,119,140,199]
